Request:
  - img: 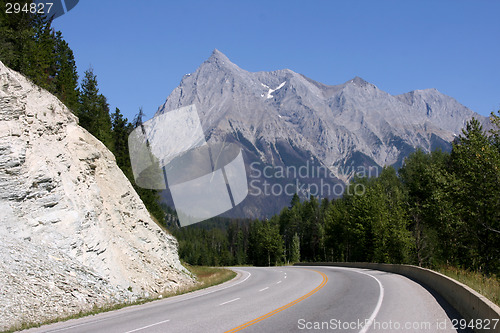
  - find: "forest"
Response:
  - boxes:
[2,1,498,276]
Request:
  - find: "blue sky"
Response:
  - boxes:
[52,0,500,122]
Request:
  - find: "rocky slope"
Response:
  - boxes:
[157,49,490,218]
[0,61,193,330]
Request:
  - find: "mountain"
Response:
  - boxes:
[157,49,489,218]
[0,61,193,329]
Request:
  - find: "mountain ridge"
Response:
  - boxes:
[156,49,489,218]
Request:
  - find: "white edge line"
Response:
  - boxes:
[313,266,384,333]
[355,270,384,333]
[259,287,269,292]
[123,319,170,333]
[42,317,113,332]
[43,270,251,332]
[169,269,251,303]
[277,280,282,284]
[350,270,384,333]
[219,297,240,306]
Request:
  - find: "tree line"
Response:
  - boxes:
[0,1,165,222]
[173,116,500,275]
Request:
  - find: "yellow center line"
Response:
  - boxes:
[224,269,328,333]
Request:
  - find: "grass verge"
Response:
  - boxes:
[182,264,237,291]
[3,265,236,333]
[435,265,499,306]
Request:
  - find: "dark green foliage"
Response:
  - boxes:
[449,118,500,273]
[172,218,251,266]
[290,232,300,263]
[0,1,79,110]
[52,32,79,110]
[399,148,450,266]
[400,117,500,274]
[490,111,500,151]
[133,186,165,223]
[0,0,32,70]
[249,217,284,266]
[111,108,133,172]
[78,68,114,150]
[324,168,412,264]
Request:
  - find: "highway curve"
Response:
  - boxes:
[24,266,470,333]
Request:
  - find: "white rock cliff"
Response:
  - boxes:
[0,61,193,330]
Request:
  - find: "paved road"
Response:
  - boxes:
[25,266,469,333]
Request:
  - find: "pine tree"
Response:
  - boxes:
[257,217,284,266]
[78,68,99,130]
[399,149,451,266]
[111,108,133,171]
[53,31,78,110]
[489,110,500,152]
[450,118,500,273]
[78,67,114,150]
[290,233,300,263]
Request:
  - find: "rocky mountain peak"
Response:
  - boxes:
[348,76,370,86]
[156,51,489,219]
[205,48,240,71]
[210,48,228,60]
[340,76,380,95]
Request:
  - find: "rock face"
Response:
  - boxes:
[0,61,193,330]
[158,49,490,218]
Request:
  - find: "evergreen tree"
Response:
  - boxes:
[78,67,114,150]
[450,118,500,273]
[399,149,452,266]
[290,233,301,263]
[258,217,284,266]
[490,111,500,151]
[374,167,413,264]
[111,108,133,172]
[78,68,99,130]
[235,229,247,265]
[53,32,78,110]
[324,198,348,261]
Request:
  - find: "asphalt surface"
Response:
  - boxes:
[24,266,469,333]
